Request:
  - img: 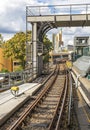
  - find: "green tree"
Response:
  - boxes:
[3,32,28,69]
[0,34,3,47]
[3,31,52,70]
[43,35,52,52]
[0,68,9,73]
[43,35,52,63]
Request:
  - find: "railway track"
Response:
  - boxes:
[0,63,70,130]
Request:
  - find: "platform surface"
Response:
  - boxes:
[0,83,41,126]
[0,83,39,105]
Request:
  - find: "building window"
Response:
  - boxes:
[14,62,21,66]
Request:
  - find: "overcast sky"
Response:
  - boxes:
[0,0,90,45]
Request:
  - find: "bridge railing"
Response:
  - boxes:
[0,67,37,89]
[26,4,90,16]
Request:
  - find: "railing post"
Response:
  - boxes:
[39,6,41,16]
[9,73,11,87]
[86,4,88,21]
[70,5,72,15]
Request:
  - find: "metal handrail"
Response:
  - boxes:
[55,73,68,130]
[0,67,37,88]
[26,4,90,16]
[68,71,73,126]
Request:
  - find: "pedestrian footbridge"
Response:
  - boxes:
[26,4,90,75]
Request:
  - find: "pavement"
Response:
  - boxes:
[0,83,40,105]
[0,83,41,126]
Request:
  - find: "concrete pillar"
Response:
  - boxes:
[32,23,44,76]
[32,23,38,75]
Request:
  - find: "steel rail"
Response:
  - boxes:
[48,66,67,130]
[0,64,57,129]
[55,70,68,130]
[8,65,59,130]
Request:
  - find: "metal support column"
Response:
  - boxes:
[32,23,38,76]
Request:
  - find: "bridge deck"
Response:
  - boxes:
[27,14,90,27]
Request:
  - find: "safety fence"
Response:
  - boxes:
[26,4,90,16]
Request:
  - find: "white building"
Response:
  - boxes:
[52,29,63,53]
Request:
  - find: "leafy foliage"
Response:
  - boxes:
[43,35,52,52]
[0,34,3,47]
[3,31,52,69]
[43,35,52,63]
[14,66,23,72]
[0,68,9,73]
[3,31,32,69]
